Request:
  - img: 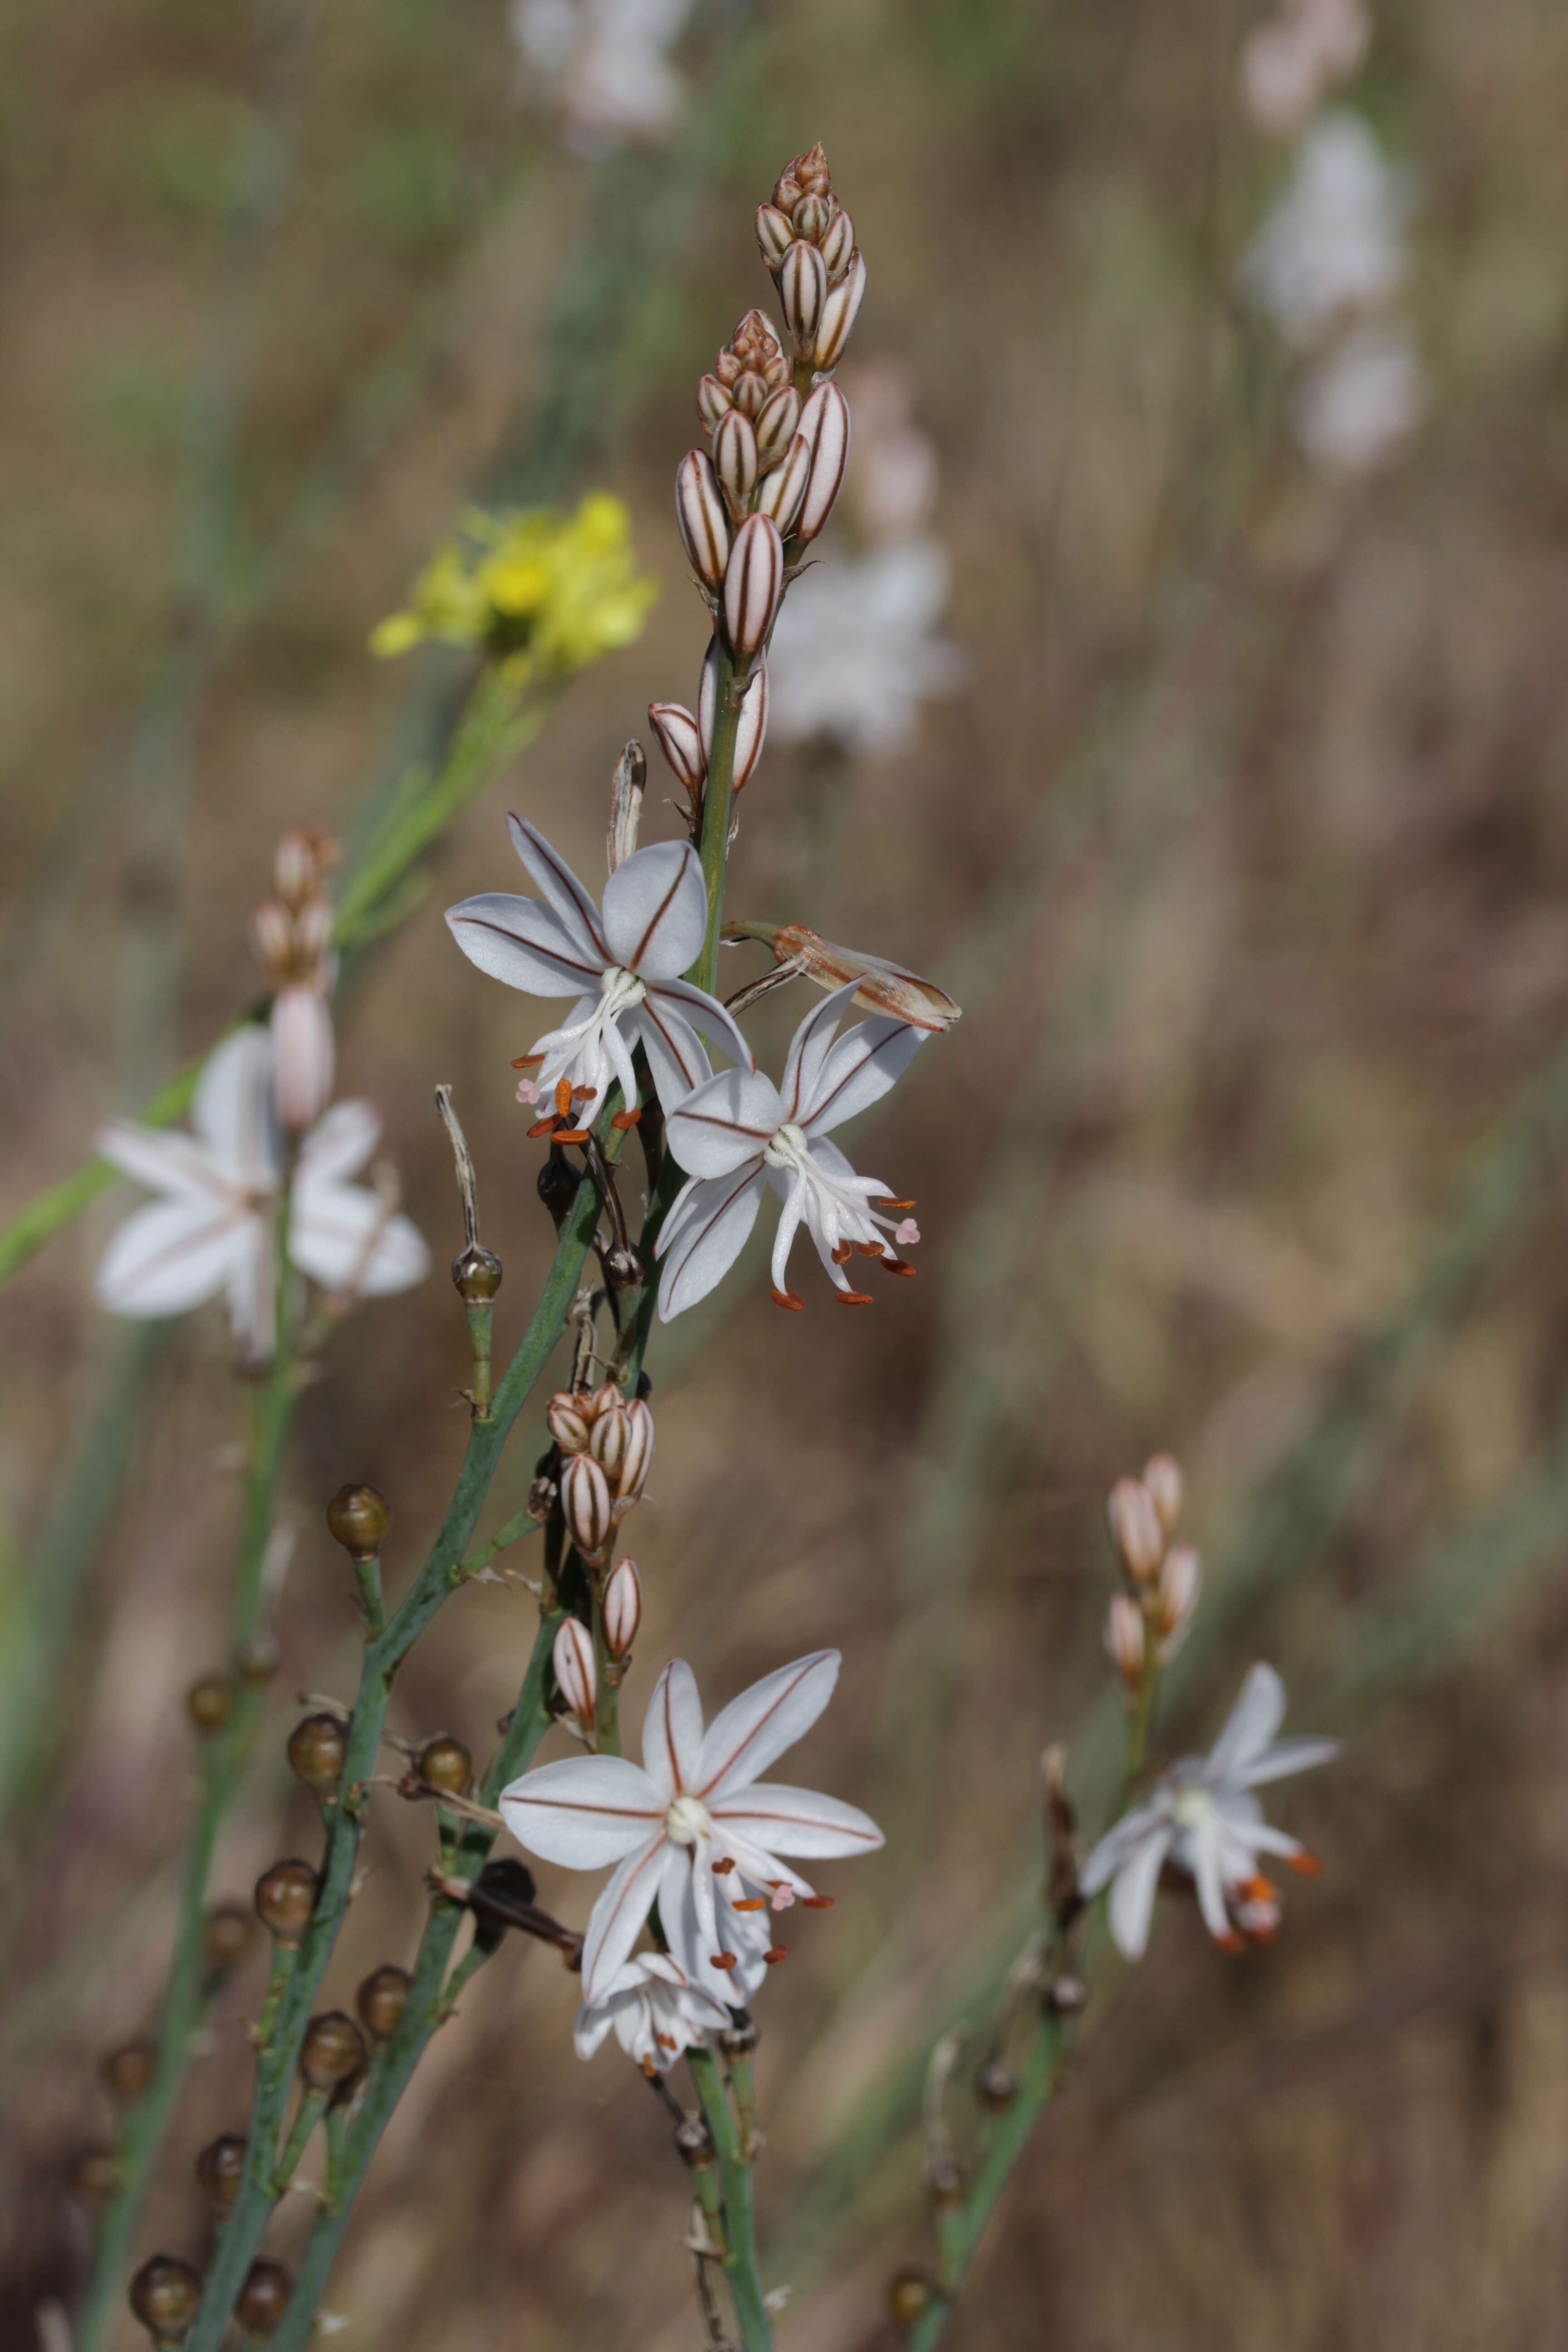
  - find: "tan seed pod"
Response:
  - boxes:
[355,1963,411,2044]
[722,514,784,662]
[196,2134,247,2207]
[236,2260,291,2340]
[69,2146,119,2201]
[102,2041,157,2102]
[129,2254,202,2343]
[298,2011,365,2093]
[255,1859,319,1947]
[674,449,729,592]
[418,1734,472,1795]
[287,1713,348,1798]
[203,1903,256,1972]
[185,1673,233,1737]
[887,2268,935,2327]
[325,1484,391,1559]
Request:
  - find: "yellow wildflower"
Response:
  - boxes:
[370,494,658,676]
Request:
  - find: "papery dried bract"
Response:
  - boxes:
[603,1558,642,1659]
[675,451,730,591]
[761,925,960,1031]
[723,513,784,661]
[553,1618,597,1728]
[812,250,867,371]
[794,382,851,543]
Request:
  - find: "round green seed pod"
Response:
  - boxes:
[325,1484,391,1558]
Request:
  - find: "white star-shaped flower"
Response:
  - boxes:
[573,1950,730,2074]
[499,1648,883,2006]
[94,1027,429,1359]
[1079,1664,1336,1960]
[446,818,753,1125]
[656,983,923,1320]
[1238,111,1413,351]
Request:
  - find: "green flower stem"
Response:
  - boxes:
[695,638,743,997]
[466,1298,495,1420]
[270,2088,328,2195]
[74,1685,266,2352]
[351,1554,385,1640]
[689,2044,773,2352]
[262,1607,565,2351]
[185,1125,622,2352]
[455,1507,540,1581]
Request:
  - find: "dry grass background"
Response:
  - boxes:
[4,0,1568,2345]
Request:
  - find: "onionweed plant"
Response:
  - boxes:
[43,144,1340,2352]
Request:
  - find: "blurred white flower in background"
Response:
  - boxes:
[1240,110,1411,348]
[1294,318,1428,472]
[509,0,692,153]
[1240,0,1369,139]
[767,362,964,756]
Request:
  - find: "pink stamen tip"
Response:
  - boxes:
[895,1218,921,1246]
[515,1079,541,1106]
[769,1885,795,1911]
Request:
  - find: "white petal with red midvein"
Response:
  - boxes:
[499,1752,660,1867]
[641,1659,706,1800]
[710,1782,885,1857]
[698,1649,840,1798]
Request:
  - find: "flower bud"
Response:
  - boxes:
[794,382,850,544]
[713,407,759,517]
[754,383,801,467]
[1107,1476,1164,1585]
[888,2269,935,2327]
[202,1903,256,1973]
[974,2058,1019,2112]
[274,828,337,911]
[756,925,960,1030]
[546,1390,592,1455]
[326,1484,391,1559]
[675,450,730,592]
[298,2010,365,2093]
[236,2260,291,2340]
[1142,1452,1183,1537]
[288,1713,348,1798]
[553,1617,597,1728]
[723,514,784,661]
[255,1859,318,1946]
[779,239,828,349]
[754,434,812,537]
[418,1734,472,1795]
[812,249,866,370]
[617,1396,655,1502]
[185,1673,233,1737]
[294,896,333,962]
[697,372,732,431]
[129,2254,202,2345]
[588,1400,630,1480]
[249,900,293,976]
[561,1451,612,1559]
[794,190,833,244]
[196,2134,246,2208]
[1155,1544,1201,1653]
[356,1963,411,2044]
[270,983,334,1135]
[647,701,706,797]
[452,1243,502,1302]
[698,640,769,791]
[587,1379,622,1420]
[102,2040,156,2102]
[70,2146,119,2201]
[1105,1593,1145,1688]
[755,202,794,267]
[820,206,855,280]
[603,1559,642,1660]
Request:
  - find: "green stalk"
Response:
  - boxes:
[184,1127,623,2351]
[689,2045,773,2351]
[695,639,743,996]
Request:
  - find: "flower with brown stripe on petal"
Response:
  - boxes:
[500,1648,882,2007]
[446,815,754,1130]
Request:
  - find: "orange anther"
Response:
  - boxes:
[712,1952,739,1971]
[853,1240,884,1256]
[799,1895,834,1910]
[1241,1873,1277,1903]
[611,1107,642,1129]
[510,1052,545,1070]
[879,1256,916,1277]
[554,1128,591,1146]
[711,1857,735,1875]
[1217,1931,1245,1954]
[834,1290,875,1306]
[641,2053,657,2077]
[770,1288,804,1311]
[876,1197,915,1212]
[830,1241,853,1265]
[763,1946,788,1965]
[527,1117,558,1140]
[656,2031,677,2050]
[732,1898,766,1912]
[554,1079,573,1118]
[572,1085,597,1102]
[1287,1850,1321,1876]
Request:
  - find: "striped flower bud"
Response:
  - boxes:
[713,407,759,518]
[604,1558,642,1660]
[794,382,851,544]
[562,1452,612,1560]
[675,450,730,592]
[723,514,784,661]
[617,1397,655,1502]
[250,900,293,975]
[754,434,811,536]
[741,924,960,1029]
[648,701,706,796]
[1143,1453,1183,1538]
[1107,1476,1164,1586]
[1105,1593,1146,1688]
[697,372,732,431]
[794,191,833,244]
[779,239,828,350]
[588,1401,630,1481]
[755,203,793,267]
[588,1380,622,1421]
[546,1391,592,1455]
[811,249,867,371]
[754,382,801,468]
[820,206,855,281]
[698,641,769,790]
[552,1617,597,1730]
[1155,1545,1201,1654]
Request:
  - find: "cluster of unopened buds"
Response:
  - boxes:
[1103,1454,1201,1689]
[249,828,340,1135]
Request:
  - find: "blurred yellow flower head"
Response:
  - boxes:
[370,494,658,675]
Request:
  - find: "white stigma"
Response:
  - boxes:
[600,966,647,1016]
[763,1120,811,1172]
[664,1794,711,1846]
